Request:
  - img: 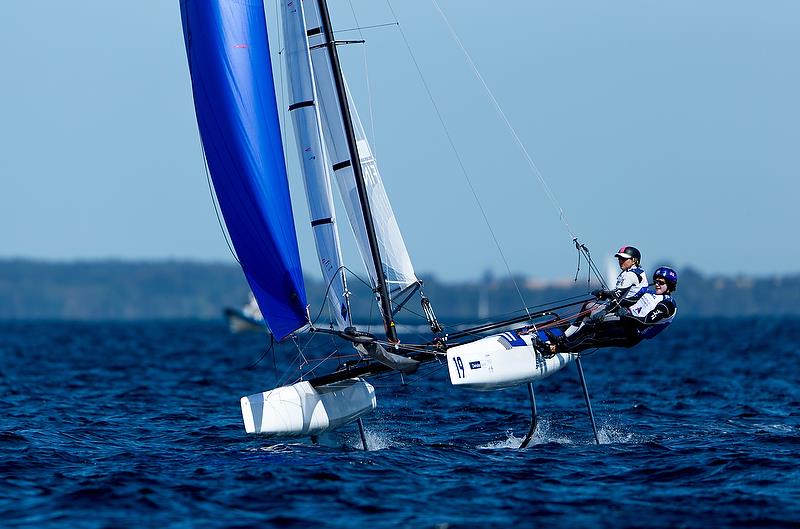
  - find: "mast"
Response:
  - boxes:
[315,0,398,343]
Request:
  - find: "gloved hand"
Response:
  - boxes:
[614,306,630,318]
[592,289,618,300]
[589,309,608,323]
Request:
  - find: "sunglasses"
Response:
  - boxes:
[654,279,667,286]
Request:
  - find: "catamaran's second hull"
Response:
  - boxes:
[447,332,575,391]
[240,378,375,437]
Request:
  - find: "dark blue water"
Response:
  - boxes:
[1,318,799,528]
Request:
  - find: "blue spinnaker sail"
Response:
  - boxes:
[180,0,308,340]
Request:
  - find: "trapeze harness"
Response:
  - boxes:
[615,266,649,303]
[626,292,677,339]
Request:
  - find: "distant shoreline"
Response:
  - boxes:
[1,258,797,320]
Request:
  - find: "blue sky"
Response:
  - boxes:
[1,1,798,281]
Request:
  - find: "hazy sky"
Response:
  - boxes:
[2,1,798,282]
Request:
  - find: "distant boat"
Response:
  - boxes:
[179,0,662,448]
[223,293,267,333]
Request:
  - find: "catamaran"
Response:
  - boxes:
[180,0,619,448]
[224,293,268,333]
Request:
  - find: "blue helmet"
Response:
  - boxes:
[653,267,677,291]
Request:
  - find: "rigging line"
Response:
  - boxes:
[385,0,532,321]
[573,243,604,290]
[392,303,426,321]
[442,294,591,332]
[342,265,374,290]
[290,334,315,383]
[309,266,346,327]
[308,265,358,329]
[299,324,380,380]
[312,265,375,328]
[440,302,592,342]
[276,333,319,387]
[368,362,446,389]
[243,333,276,370]
[339,264,382,332]
[365,362,430,385]
[200,143,239,264]
[430,0,577,242]
[345,0,379,160]
[306,264,373,329]
[295,342,351,380]
[303,353,361,363]
[336,22,400,34]
[412,359,448,379]
[276,348,306,387]
[586,256,606,289]
[312,264,378,333]
[525,308,592,332]
[576,243,608,289]
[399,361,448,386]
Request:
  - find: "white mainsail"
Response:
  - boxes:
[282,0,350,329]
[303,0,419,298]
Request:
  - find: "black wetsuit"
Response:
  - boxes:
[560,292,677,353]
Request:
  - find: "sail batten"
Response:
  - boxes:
[303,1,420,298]
[180,0,308,341]
[282,0,351,330]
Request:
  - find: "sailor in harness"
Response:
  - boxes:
[536,266,678,354]
[596,245,649,303]
[559,245,649,336]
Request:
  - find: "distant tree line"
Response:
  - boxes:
[0,259,796,321]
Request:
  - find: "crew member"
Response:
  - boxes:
[563,245,649,339]
[593,245,649,304]
[539,266,677,355]
[624,266,677,338]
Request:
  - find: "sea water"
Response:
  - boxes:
[1,318,798,528]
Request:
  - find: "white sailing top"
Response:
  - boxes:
[615,266,648,301]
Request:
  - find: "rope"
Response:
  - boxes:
[385,0,531,320]
[430,0,577,241]
[335,22,400,35]
[200,144,239,265]
[308,265,375,328]
[244,333,275,370]
[292,342,349,382]
[247,4,613,387]
[345,0,379,159]
[309,266,347,327]
[574,239,609,290]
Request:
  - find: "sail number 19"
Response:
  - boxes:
[453,356,465,379]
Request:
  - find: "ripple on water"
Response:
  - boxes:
[0,319,799,528]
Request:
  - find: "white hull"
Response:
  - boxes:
[447,332,576,390]
[240,378,376,437]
